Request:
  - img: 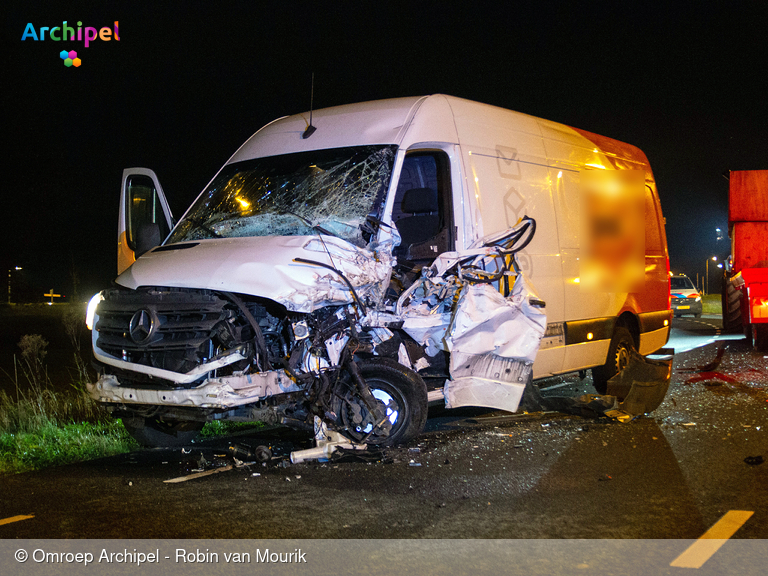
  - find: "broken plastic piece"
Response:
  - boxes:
[521,350,672,420]
[289,417,367,464]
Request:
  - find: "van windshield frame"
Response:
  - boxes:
[167,145,397,247]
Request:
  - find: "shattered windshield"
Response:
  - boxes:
[167,145,397,247]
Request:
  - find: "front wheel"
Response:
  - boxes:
[334,358,428,446]
[121,416,203,447]
[591,326,636,395]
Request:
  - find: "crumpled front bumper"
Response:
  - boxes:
[87,369,300,410]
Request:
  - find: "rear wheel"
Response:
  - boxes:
[592,326,636,395]
[121,416,203,447]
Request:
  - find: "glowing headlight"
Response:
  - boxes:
[85,292,104,331]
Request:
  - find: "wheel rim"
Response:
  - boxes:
[342,379,406,442]
[616,342,631,372]
[360,388,400,433]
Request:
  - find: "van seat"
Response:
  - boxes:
[396,187,440,247]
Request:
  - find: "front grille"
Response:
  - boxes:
[95,288,230,372]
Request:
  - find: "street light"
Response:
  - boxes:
[706,256,717,296]
[7,266,22,305]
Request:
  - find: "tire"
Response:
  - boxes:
[121,416,203,447]
[591,326,636,395]
[694,313,702,319]
[334,357,428,446]
[722,274,743,333]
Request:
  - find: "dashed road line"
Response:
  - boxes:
[0,514,35,526]
[670,510,754,568]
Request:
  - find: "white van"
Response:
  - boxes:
[87,95,672,447]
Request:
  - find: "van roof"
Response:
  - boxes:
[228,94,652,177]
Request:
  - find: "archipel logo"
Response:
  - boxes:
[21,21,120,68]
[60,50,81,68]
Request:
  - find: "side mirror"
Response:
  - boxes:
[135,223,161,257]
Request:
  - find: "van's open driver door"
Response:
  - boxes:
[118,168,174,275]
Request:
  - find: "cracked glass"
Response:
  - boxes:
[168,145,397,247]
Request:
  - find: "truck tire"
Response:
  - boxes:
[721,274,743,333]
[592,326,636,394]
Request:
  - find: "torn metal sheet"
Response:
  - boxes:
[447,279,546,362]
[444,352,531,411]
[443,275,546,412]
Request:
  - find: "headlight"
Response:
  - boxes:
[85,292,104,331]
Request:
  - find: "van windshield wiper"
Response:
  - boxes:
[282,210,341,239]
[186,217,223,239]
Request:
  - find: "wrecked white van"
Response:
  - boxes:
[86,95,672,447]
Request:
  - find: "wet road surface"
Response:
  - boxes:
[1,316,766,540]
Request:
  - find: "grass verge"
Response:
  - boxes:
[0,417,136,475]
[702,294,722,315]
[1,322,141,475]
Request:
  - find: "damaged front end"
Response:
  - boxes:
[88,215,551,448]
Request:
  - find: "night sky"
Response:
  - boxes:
[4,1,767,301]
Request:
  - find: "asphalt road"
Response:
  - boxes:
[2,315,766,541]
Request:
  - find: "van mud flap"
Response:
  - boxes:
[521,350,672,421]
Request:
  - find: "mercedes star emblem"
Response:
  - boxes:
[129,309,155,344]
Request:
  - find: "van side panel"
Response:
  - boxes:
[446,99,566,378]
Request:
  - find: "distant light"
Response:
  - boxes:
[717,263,723,268]
[712,256,718,261]
[557,171,563,179]
[15,266,22,270]
[236,197,250,209]
[585,163,606,170]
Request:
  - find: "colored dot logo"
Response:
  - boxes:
[59,50,81,67]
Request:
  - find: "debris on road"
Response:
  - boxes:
[523,350,672,422]
[164,464,234,483]
[744,456,765,466]
[290,417,367,464]
[228,443,272,463]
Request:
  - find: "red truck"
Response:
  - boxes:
[723,170,768,350]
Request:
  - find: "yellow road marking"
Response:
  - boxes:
[0,515,34,526]
[670,510,754,568]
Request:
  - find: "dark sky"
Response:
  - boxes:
[4,1,767,300]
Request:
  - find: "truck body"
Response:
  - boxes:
[87,95,672,446]
[723,170,768,349]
